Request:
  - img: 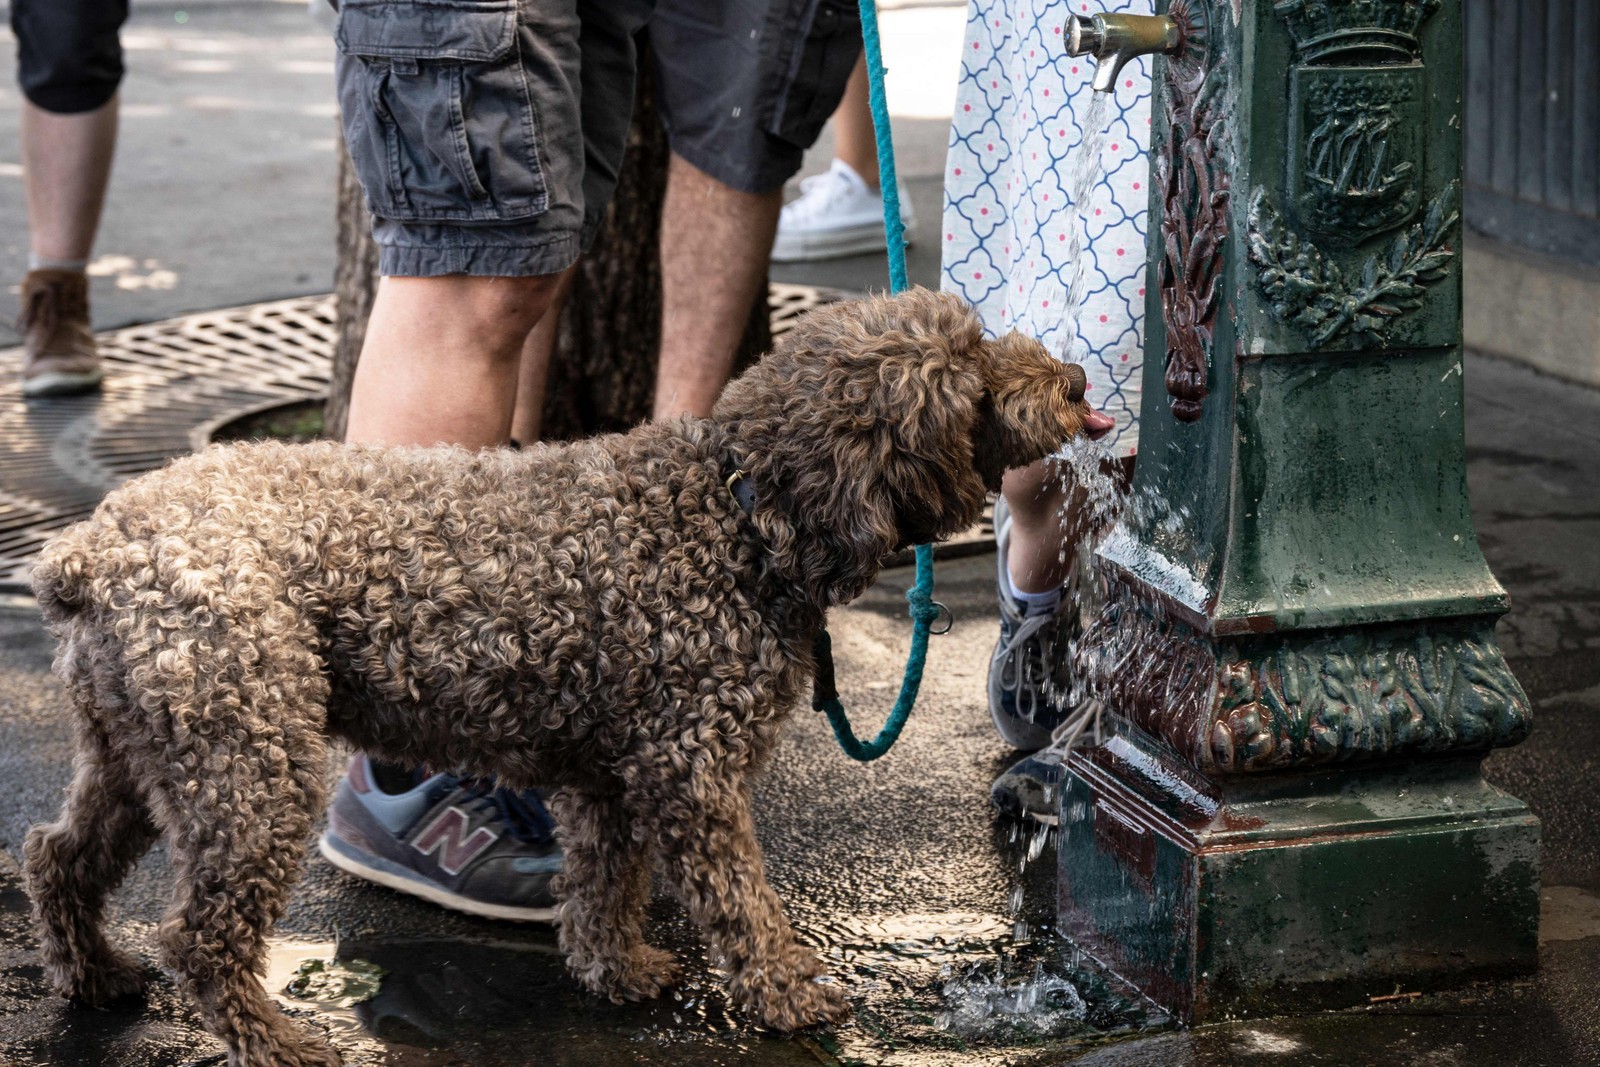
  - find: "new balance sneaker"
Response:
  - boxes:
[19,269,103,397]
[319,754,563,922]
[770,158,915,262]
[987,498,1080,751]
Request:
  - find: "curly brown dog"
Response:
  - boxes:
[23,288,1101,1067]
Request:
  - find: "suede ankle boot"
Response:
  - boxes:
[20,269,102,397]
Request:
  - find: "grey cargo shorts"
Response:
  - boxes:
[335,0,862,278]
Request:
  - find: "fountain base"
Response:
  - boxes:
[1056,733,1539,1022]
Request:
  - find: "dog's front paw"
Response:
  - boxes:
[233,1024,344,1067]
[58,950,147,1007]
[747,975,850,1032]
[614,944,683,1002]
[574,944,683,1003]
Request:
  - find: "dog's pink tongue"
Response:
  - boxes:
[1082,408,1116,440]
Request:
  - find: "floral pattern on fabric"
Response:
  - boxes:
[941,0,1153,457]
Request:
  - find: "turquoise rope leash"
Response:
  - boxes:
[858,0,908,294]
[809,0,939,761]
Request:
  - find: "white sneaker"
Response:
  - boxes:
[771,159,915,263]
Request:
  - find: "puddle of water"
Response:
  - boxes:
[284,955,387,1007]
[1,859,1164,1067]
[813,846,1170,1064]
[268,934,791,1066]
[256,905,1169,1066]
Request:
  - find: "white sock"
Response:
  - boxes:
[1006,565,1063,616]
[28,254,89,273]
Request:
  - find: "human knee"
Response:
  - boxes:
[460,274,562,340]
[420,273,560,354]
[12,0,129,114]
[1002,459,1070,525]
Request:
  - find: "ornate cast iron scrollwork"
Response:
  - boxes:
[1083,580,1532,775]
[1157,0,1229,423]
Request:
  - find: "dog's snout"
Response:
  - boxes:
[1062,363,1087,403]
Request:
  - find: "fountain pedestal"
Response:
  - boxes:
[1058,0,1540,1021]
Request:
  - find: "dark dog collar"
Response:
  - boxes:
[723,456,757,516]
[727,471,757,515]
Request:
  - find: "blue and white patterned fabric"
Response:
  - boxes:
[941,0,1153,458]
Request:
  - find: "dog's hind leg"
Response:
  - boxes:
[549,788,679,1002]
[122,606,341,1067]
[645,772,848,1031]
[24,711,159,1006]
[145,715,341,1067]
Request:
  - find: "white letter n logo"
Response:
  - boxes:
[411,806,498,875]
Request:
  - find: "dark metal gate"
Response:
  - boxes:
[1465,0,1600,266]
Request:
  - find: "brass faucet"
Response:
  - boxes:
[1067,13,1183,93]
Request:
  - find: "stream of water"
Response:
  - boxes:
[922,89,1159,1042]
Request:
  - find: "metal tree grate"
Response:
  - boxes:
[0,284,853,593]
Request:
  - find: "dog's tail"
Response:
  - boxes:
[32,524,97,625]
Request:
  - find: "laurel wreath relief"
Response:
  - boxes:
[1246,180,1459,347]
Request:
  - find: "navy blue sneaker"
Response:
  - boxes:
[319,754,563,922]
[990,750,1066,825]
[988,498,1080,750]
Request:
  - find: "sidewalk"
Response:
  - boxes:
[0,0,958,346]
[2,4,1599,1066]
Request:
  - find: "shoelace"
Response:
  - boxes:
[458,779,557,846]
[1045,697,1105,757]
[992,609,1059,719]
[993,599,1105,755]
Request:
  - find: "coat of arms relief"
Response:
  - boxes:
[1247,0,1458,349]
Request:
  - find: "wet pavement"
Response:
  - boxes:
[3,3,1600,1065]
[2,350,1600,1066]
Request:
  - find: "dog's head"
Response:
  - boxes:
[714,287,1109,607]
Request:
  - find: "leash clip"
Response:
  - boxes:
[929,600,954,635]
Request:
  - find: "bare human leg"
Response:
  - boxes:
[18,97,118,396]
[1001,454,1134,594]
[22,96,117,264]
[344,273,562,449]
[654,153,782,420]
[509,266,578,446]
[830,55,879,191]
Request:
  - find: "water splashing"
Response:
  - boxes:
[936,962,1088,1038]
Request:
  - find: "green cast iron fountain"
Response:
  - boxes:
[1058,0,1539,1022]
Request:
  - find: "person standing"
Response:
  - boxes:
[321,0,868,920]
[942,0,1153,821]
[12,0,126,397]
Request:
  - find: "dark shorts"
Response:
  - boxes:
[335,0,862,278]
[11,0,130,114]
[652,0,862,197]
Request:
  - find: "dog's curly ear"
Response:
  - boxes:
[973,331,1089,475]
[721,288,996,608]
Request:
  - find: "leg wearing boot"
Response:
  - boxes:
[14,0,127,396]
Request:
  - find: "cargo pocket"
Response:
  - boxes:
[761,0,863,149]
[335,0,547,222]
